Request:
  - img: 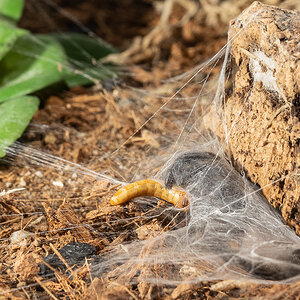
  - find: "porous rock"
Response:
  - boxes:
[206,2,300,233]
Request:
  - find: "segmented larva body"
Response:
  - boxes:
[110,179,188,208]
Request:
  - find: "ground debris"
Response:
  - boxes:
[42,201,93,242]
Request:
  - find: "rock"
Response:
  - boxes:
[205,2,300,233]
[39,242,97,277]
[10,230,34,247]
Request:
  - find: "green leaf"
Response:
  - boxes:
[0,34,68,103]
[51,33,117,62]
[0,16,28,60]
[51,33,118,87]
[0,95,39,157]
[0,0,24,22]
[64,64,117,88]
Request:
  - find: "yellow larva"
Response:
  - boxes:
[110,179,188,208]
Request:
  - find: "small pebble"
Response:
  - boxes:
[52,180,64,187]
[10,230,34,246]
[19,178,26,187]
[35,171,43,178]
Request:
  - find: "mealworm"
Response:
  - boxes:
[110,179,188,208]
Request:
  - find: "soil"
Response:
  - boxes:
[0,0,299,299]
